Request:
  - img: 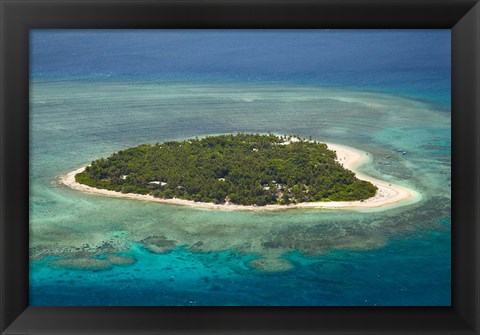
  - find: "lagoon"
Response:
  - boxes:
[30,80,451,306]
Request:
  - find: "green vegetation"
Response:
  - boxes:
[75,133,377,206]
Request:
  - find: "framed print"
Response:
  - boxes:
[1,0,479,334]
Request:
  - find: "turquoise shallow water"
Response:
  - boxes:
[29,80,451,306]
[30,225,450,306]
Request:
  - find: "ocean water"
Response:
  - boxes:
[29,30,451,306]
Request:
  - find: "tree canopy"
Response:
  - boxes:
[75,133,377,206]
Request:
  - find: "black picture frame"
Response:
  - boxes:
[1,0,479,334]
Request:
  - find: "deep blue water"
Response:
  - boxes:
[31,30,451,107]
[29,30,451,306]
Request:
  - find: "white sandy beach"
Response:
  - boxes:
[60,143,421,212]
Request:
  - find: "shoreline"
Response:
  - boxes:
[59,143,421,212]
